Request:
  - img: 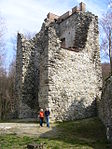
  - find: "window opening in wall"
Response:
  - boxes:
[61,38,65,48]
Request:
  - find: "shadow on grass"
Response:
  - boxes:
[39,117,112,149]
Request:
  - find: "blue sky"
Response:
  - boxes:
[0,0,111,69]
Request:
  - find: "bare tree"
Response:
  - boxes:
[8,58,16,113]
[100,10,112,75]
[0,12,6,68]
[0,11,7,119]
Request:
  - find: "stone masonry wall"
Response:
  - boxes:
[16,33,38,118]
[98,76,112,141]
[36,23,49,110]
[44,12,102,121]
[15,3,102,121]
[15,33,23,117]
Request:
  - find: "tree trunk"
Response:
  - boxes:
[109,30,112,76]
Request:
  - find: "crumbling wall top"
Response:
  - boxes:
[72,2,86,14]
[46,2,86,24]
[58,11,72,22]
[80,2,86,12]
[47,12,59,22]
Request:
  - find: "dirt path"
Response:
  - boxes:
[0,123,58,137]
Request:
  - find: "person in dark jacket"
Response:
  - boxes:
[44,108,50,127]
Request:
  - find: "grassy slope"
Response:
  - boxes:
[0,117,111,149]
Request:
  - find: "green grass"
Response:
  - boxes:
[0,117,111,149]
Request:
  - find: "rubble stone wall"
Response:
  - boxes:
[45,12,102,121]
[15,4,102,121]
[98,76,112,141]
[16,34,38,118]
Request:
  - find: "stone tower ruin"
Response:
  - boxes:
[15,2,102,121]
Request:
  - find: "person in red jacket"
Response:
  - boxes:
[39,109,44,127]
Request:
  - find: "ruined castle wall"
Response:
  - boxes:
[37,24,49,110]
[15,5,102,121]
[46,12,102,121]
[59,12,98,49]
[48,49,98,121]
[15,34,23,117]
[38,49,49,110]
[16,34,38,118]
[59,20,75,48]
[98,76,112,141]
[59,13,76,48]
